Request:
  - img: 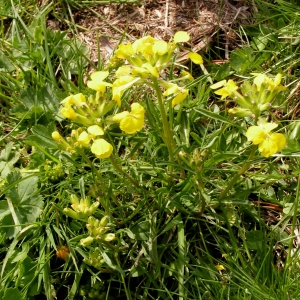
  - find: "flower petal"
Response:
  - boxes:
[78,131,91,147]
[246,126,266,145]
[210,80,226,90]
[188,52,203,64]
[91,139,113,158]
[172,89,188,107]
[87,125,104,137]
[174,31,190,43]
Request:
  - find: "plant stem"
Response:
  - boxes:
[109,156,140,189]
[287,174,300,265]
[219,145,257,199]
[152,77,175,168]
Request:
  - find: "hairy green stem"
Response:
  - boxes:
[152,77,175,167]
[220,145,257,199]
[109,156,140,189]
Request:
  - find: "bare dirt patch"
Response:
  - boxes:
[48,0,253,64]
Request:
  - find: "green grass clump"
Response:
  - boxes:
[0,0,300,299]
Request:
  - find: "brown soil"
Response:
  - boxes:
[47,0,254,65]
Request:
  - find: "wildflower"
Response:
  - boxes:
[188,52,203,65]
[246,119,286,157]
[112,76,141,106]
[210,79,238,99]
[61,106,77,120]
[91,139,113,158]
[115,43,134,59]
[215,264,225,271]
[61,93,86,107]
[77,131,91,147]
[107,103,144,134]
[163,82,189,107]
[87,71,112,93]
[252,73,286,92]
[180,70,194,81]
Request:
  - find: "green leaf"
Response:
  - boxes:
[0,142,20,178]
[245,230,264,250]
[0,171,43,238]
[3,288,22,300]
[229,47,255,73]
[26,124,58,149]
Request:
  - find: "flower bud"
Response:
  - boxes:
[80,236,94,247]
[99,216,109,227]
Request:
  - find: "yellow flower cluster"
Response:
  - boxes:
[210,73,286,117]
[53,32,203,158]
[53,71,145,158]
[210,74,287,157]
[109,31,203,107]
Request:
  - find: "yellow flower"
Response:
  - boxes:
[246,119,286,157]
[61,106,77,119]
[115,43,134,59]
[132,36,156,57]
[112,76,141,106]
[180,70,194,81]
[215,264,225,271]
[210,80,238,99]
[87,125,104,137]
[108,103,144,134]
[133,63,159,78]
[163,82,188,107]
[78,131,91,147]
[91,139,113,159]
[87,71,112,93]
[252,73,286,92]
[174,31,190,43]
[152,40,169,55]
[61,93,86,107]
[188,52,203,64]
[172,89,188,107]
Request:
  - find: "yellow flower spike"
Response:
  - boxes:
[152,40,169,55]
[91,139,113,159]
[77,131,91,147]
[87,125,104,137]
[210,79,238,99]
[87,71,112,93]
[174,31,190,43]
[172,89,189,107]
[246,119,286,157]
[188,52,203,65]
